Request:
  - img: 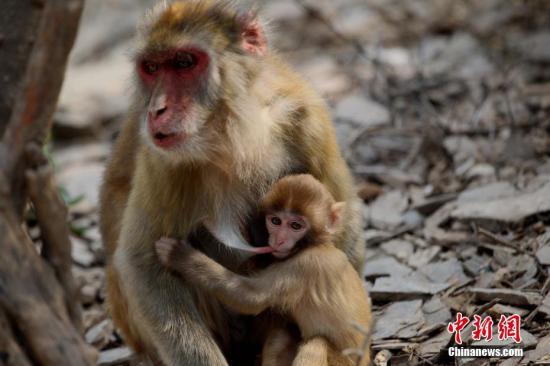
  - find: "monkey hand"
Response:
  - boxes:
[155,237,195,269]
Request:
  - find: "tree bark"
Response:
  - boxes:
[0,0,95,365]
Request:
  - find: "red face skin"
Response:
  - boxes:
[137,47,210,149]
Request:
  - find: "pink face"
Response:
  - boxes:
[137,47,211,150]
[265,212,309,259]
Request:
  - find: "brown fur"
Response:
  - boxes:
[99,1,364,365]
[157,240,372,366]
[156,174,372,366]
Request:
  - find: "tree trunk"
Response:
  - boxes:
[0,0,96,365]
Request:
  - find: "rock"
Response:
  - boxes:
[333,6,377,39]
[83,307,106,331]
[464,163,496,179]
[368,190,409,230]
[85,319,114,349]
[488,304,529,317]
[539,293,550,318]
[55,43,132,137]
[363,256,412,280]
[71,236,95,267]
[334,95,390,128]
[419,258,470,287]
[57,162,104,213]
[334,121,358,150]
[408,246,441,269]
[380,240,414,262]
[424,202,471,245]
[370,274,450,301]
[355,165,423,187]
[468,4,515,35]
[53,142,109,168]
[463,254,491,277]
[452,180,550,224]
[70,0,155,64]
[373,300,424,340]
[419,32,493,80]
[80,284,98,305]
[507,255,538,288]
[419,330,451,358]
[373,349,392,366]
[469,288,543,307]
[297,56,351,96]
[401,210,424,229]
[472,329,537,348]
[263,0,305,22]
[457,182,517,203]
[521,334,550,364]
[422,297,451,327]
[444,136,479,165]
[513,31,550,62]
[536,245,550,266]
[97,346,134,366]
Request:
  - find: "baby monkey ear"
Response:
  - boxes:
[328,202,346,234]
[238,11,268,57]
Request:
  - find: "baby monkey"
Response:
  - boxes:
[155,174,372,366]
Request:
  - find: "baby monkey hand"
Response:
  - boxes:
[155,237,194,269]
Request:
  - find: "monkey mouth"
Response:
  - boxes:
[152,131,186,149]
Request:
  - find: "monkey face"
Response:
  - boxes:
[136,45,221,161]
[265,212,309,259]
[133,2,269,163]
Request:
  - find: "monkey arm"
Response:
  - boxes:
[116,217,228,366]
[157,239,296,315]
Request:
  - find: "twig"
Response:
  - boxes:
[477,227,525,254]
[25,143,82,332]
[366,225,415,246]
[294,0,373,62]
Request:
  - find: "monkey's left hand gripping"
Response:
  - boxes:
[155,237,195,269]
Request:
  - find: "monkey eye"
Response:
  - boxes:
[270,216,282,226]
[142,61,159,75]
[173,52,198,70]
[290,222,303,230]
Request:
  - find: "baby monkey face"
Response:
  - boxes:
[265,211,309,258]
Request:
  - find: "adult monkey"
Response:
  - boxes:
[99,1,365,365]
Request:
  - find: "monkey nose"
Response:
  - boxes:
[154,106,168,118]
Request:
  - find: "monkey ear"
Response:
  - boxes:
[328,202,346,234]
[238,11,268,57]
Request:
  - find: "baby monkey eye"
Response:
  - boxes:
[270,217,282,226]
[290,222,303,230]
[142,61,159,75]
[173,52,198,70]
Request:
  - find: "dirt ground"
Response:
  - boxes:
[46,1,550,365]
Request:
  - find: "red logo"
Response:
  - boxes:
[447,312,469,344]
[497,314,522,343]
[447,313,522,344]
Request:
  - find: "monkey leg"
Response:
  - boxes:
[292,337,329,366]
[106,264,149,355]
[293,337,362,366]
[261,326,298,366]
